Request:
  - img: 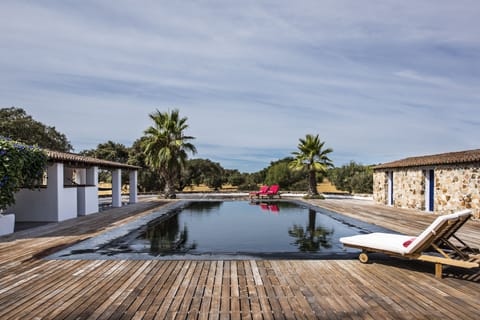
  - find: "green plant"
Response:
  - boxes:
[289,134,333,196]
[142,109,196,199]
[0,137,47,211]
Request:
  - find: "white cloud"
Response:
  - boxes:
[394,70,454,87]
[1,0,480,171]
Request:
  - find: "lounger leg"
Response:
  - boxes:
[435,263,443,279]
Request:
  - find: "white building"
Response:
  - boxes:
[9,150,140,223]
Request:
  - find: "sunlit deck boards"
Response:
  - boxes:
[1,259,480,319]
[0,198,479,319]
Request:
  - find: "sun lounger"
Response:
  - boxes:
[259,184,281,199]
[249,185,269,199]
[340,209,480,278]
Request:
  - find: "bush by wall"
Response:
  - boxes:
[0,137,47,211]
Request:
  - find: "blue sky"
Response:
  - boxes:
[1,1,479,172]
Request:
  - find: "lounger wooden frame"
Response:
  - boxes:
[342,212,480,279]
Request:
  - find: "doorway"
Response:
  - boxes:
[425,169,435,212]
[387,171,394,206]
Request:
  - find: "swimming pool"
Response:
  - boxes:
[49,200,393,260]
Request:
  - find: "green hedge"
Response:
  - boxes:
[0,137,47,211]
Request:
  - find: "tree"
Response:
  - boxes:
[180,159,224,191]
[350,170,373,194]
[0,107,73,152]
[142,109,196,199]
[289,134,333,197]
[265,161,292,188]
[80,140,129,163]
[260,157,304,190]
[328,161,373,194]
[129,137,164,192]
[0,137,47,211]
[80,141,131,183]
[227,170,246,187]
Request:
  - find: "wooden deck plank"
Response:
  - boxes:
[110,261,171,319]
[173,261,205,318]
[185,261,211,319]
[218,260,230,320]
[160,261,204,319]
[230,260,242,320]
[0,199,479,319]
[93,261,154,320]
[117,260,174,320]
[236,261,252,320]
[251,262,274,320]
[0,260,85,319]
[198,260,217,320]
[143,260,187,319]
[21,260,110,320]
[244,261,262,320]
[258,261,286,320]
[63,260,143,320]
[276,260,318,320]
[151,260,193,320]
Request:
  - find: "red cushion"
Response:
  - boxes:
[402,238,416,248]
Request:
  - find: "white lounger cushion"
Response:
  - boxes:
[406,209,472,254]
[340,209,473,256]
[340,233,415,255]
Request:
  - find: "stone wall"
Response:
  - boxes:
[373,171,388,204]
[373,163,480,218]
[392,168,425,211]
[373,169,425,209]
[434,164,480,218]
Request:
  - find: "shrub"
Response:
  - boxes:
[0,137,47,211]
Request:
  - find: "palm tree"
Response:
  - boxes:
[289,134,333,197]
[288,209,333,252]
[142,109,196,198]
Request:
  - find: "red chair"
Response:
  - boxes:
[260,184,281,199]
[249,185,269,199]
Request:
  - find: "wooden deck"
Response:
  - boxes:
[1,198,479,319]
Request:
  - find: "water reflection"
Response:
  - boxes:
[256,202,280,213]
[110,202,342,256]
[288,209,333,252]
[144,213,196,255]
[185,201,222,213]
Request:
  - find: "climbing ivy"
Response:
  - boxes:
[0,137,47,211]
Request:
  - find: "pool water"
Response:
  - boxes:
[51,200,392,260]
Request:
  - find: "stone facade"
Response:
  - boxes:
[394,168,425,211]
[373,171,388,204]
[374,163,480,218]
[434,164,480,217]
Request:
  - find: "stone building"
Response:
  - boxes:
[373,149,480,218]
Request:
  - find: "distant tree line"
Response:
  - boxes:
[1,107,374,196]
[0,107,73,152]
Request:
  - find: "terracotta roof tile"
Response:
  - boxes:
[374,149,480,170]
[46,150,141,170]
